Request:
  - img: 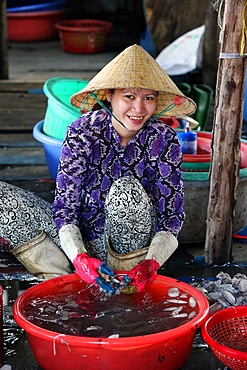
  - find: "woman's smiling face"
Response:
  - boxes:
[106,88,158,144]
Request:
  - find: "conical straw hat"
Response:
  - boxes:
[70,44,196,117]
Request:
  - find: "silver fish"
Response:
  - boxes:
[163,306,180,312]
[222,290,236,305]
[171,313,188,318]
[234,278,247,292]
[180,293,189,299]
[209,302,223,315]
[193,271,247,309]
[171,306,184,315]
[85,326,103,331]
[216,271,232,284]
[167,299,187,304]
[189,296,197,308]
[188,311,197,319]
[167,287,180,298]
[235,295,247,306]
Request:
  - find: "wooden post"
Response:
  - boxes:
[0,0,8,79]
[205,0,247,264]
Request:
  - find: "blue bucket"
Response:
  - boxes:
[33,120,62,181]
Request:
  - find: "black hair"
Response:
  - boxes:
[92,89,115,111]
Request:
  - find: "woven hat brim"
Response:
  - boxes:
[70,44,197,117]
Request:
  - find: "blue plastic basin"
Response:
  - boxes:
[33,120,62,181]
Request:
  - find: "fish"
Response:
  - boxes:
[166,299,188,304]
[188,296,197,308]
[171,306,184,315]
[192,271,247,311]
[171,313,188,318]
[167,287,180,297]
[188,311,197,319]
[209,302,223,315]
[85,326,103,332]
[222,290,236,305]
[163,306,180,312]
[108,334,120,338]
[233,277,247,292]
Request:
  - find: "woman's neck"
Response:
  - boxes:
[112,119,137,147]
[120,137,130,147]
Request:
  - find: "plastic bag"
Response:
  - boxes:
[156,25,205,76]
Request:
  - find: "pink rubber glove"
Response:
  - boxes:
[73,253,115,294]
[127,259,160,292]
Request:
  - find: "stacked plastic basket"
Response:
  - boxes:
[33,77,89,180]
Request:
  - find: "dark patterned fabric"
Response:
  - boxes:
[0,181,59,249]
[104,176,157,254]
[53,109,185,245]
[84,177,157,261]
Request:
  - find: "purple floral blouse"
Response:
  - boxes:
[52,109,185,242]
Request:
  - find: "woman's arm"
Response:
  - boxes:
[153,126,185,237]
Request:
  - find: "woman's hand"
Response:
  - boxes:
[127,259,160,292]
[73,253,116,294]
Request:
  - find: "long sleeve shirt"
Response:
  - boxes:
[52,109,185,242]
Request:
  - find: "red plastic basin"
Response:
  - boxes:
[179,131,247,171]
[13,273,209,370]
[159,117,179,129]
[181,131,212,163]
[7,9,68,42]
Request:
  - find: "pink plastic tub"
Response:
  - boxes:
[13,273,209,370]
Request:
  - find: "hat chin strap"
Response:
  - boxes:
[90,92,128,130]
[143,103,176,127]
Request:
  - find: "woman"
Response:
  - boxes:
[0,45,196,292]
[52,44,196,292]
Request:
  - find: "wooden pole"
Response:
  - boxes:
[0,0,8,79]
[205,0,247,264]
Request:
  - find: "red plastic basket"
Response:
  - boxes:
[201,306,247,370]
[55,19,112,53]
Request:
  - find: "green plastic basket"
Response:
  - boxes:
[43,77,89,140]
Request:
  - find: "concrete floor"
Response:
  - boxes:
[7,40,119,82]
[231,240,247,262]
